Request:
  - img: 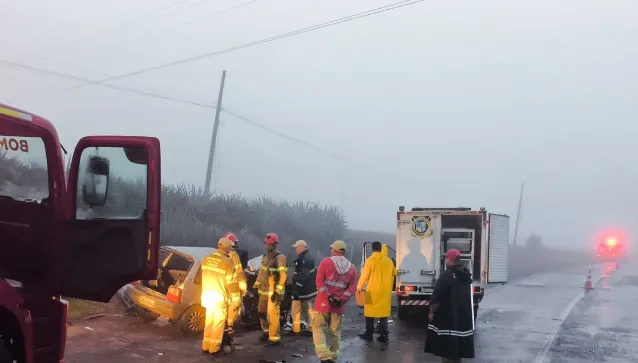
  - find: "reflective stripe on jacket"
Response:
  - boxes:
[201,250,236,308]
[229,249,247,293]
[314,255,356,314]
[254,251,288,296]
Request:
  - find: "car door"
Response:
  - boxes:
[60,136,162,302]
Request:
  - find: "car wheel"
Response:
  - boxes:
[0,340,12,363]
[179,305,206,334]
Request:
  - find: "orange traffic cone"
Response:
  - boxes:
[584,270,593,291]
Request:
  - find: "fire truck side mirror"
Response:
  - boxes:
[82,155,110,207]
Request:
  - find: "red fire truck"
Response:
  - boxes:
[0,103,162,363]
[596,235,627,261]
[595,229,628,262]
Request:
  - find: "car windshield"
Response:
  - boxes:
[0,135,49,201]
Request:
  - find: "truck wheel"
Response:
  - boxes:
[0,341,12,363]
[179,305,206,334]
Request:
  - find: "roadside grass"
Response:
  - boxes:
[65,298,106,320]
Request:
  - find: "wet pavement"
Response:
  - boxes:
[544,262,638,363]
[65,264,620,363]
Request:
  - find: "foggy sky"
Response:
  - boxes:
[1,0,637,249]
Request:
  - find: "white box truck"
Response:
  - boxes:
[362,207,510,321]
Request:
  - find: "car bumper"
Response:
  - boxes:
[127,284,187,320]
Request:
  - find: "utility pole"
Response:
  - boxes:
[204,70,227,196]
[512,182,524,248]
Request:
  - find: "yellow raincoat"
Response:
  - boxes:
[357,244,397,318]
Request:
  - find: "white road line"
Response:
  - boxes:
[533,273,605,363]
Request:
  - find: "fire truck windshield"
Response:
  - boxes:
[0,135,49,201]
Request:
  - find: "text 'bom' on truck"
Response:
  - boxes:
[386,206,510,322]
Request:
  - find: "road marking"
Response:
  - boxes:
[533,273,605,363]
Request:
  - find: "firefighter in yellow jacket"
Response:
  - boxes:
[254,232,288,345]
[201,237,238,355]
[223,232,247,336]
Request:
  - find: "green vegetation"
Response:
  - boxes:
[0,152,349,258]
[65,299,105,320]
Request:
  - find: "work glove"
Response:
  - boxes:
[328,295,343,309]
[271,291,282,304]
[291,291,300,300]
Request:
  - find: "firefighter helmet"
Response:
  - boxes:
[224,232,238,246]
[265,233,279,244]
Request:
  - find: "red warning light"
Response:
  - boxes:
[606,237,618,247]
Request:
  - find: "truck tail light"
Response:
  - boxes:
[473,286,483,293]
[167,286,183,303]
[397,285,416,295]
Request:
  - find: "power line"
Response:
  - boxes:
[87,0,198,38]
[152,0,217,19]
[0,43,110,78]
[0,58,214,109]
[63,0,426,90]
[1,53,427,181]
[122,0,261,46]
[221,106,412,179]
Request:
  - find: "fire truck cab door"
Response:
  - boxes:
[60,136,161,302]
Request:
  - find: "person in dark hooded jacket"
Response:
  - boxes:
[291,240,317,334]
[425,249,475,363]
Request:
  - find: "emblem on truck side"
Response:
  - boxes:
[411,216,433,238]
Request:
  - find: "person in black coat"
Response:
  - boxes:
[425,249,475,363]
[290,240,317,335]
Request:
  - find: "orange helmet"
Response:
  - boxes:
[224,232,238,246]
[265,233,279,245]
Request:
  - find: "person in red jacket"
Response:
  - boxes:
[312,240,357,363]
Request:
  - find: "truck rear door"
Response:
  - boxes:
[396,212,440,288]
[60,136,162,302]
[487,213,510,283]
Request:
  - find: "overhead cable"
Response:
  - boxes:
[0,58,214,108]
[62,0,426,90]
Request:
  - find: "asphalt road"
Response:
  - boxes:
[65,263,622,363]
[544,261,638,363]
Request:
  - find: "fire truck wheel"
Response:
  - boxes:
[179,305,206,334]
[0,341,12,363]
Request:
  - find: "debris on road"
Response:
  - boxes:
[84,327,95,332]
[151,316,171,327]
[292,353,303,357]
[84,314,106,320]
